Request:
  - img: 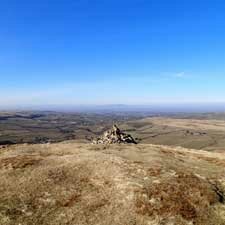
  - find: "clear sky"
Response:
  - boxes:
[1,0,225,106]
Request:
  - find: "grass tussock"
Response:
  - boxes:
[0,155,42,169]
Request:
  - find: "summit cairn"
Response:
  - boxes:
[92,125,137,144]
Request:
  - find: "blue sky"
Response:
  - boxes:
[1,0,225,106]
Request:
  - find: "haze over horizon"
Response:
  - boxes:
[1,0,225,106]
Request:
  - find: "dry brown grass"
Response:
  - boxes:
[0,142,225,225]
[135,172,221,222]
[142,117,225,132]
[196,155,225,167]
[0,155,42,169]
[147,167,162,176]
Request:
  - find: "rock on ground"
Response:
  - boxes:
[92,125,137,144]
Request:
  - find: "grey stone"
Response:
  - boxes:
[92,125,137,144]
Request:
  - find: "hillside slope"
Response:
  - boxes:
[0,143,225,225]
[120,117,225,151]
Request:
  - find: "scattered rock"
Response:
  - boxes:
[92,125,137,144]
[185,130,207,136]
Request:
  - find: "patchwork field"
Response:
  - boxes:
[1,112,225,152]
[0,111,140,145]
